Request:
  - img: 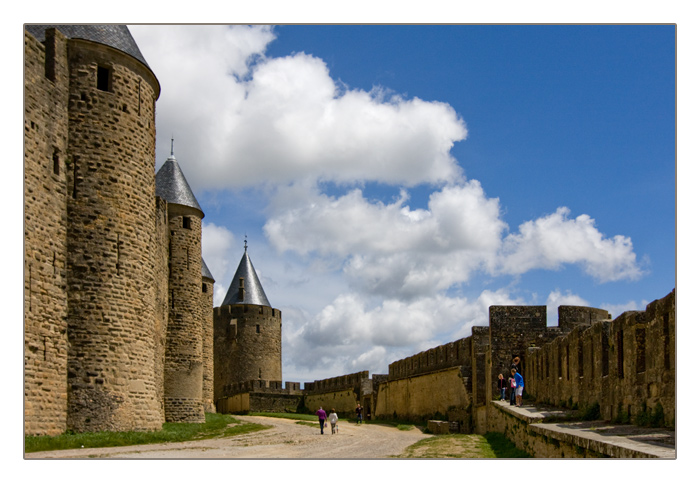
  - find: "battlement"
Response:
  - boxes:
[220,380,303,397]
[304,371,369,393]
[215,304,281,319]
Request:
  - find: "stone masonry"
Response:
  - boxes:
[24,25,214,435]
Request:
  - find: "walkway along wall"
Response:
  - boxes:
[522,289,675,426]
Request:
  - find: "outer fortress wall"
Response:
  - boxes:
[524,290,675,425]
[24,28,70,436]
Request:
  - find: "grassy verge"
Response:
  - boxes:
[248,412,318,422]
[25,413,270,453]
[395,432,531,458]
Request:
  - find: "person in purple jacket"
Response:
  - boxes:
[316,406,327,434]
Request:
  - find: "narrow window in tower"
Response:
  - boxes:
[202,283,207,293]
[72,156,79,198]
[256,324,260,334]
[183,217,192,229]
[97,65,111,92]
[138,79,142,116]
[53,150,60,175]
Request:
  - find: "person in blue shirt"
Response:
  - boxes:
[511,368,524,407]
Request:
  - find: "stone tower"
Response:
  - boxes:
[24,25,162,433]
[213,243,282,403]
[156,146,206,422]
[24,25,162,434]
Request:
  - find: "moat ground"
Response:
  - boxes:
[25,404,676,459]
[25,415,430,459]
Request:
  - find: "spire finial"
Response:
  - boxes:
[244,234,248,252]
[170,137,174,157]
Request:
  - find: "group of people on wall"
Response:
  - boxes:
[497,356,524,407]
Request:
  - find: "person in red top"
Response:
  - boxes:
[315,406,327,434]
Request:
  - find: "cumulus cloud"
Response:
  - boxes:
[201,222,237,306]
[283,288,524,379]
[500,207,643,282]
[130,25,467,190]
[265,180,506,299]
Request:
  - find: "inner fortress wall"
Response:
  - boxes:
[62,33,162,433]
[24,28,70,436]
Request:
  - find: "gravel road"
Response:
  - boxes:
[25,415,431,459]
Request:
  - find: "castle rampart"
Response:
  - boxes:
[524,290,675,425]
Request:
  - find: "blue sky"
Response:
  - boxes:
[128,24,676,384]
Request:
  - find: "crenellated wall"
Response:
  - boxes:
[524,290,675,425]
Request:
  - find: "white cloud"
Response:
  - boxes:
[500,207,643,282]
[282,288,524,379]
[265,180,506,299]
[130,25,467,191]
[201,222,237,306]
[545,289,589,326]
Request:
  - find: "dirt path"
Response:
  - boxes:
[25,416,431,459]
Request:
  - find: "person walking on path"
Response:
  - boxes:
[355,403,363,424]
[511,367,524,407]
[329,409,339,434]
[316,406,327,434]
[497,373,507,401]
[508,373,516,405]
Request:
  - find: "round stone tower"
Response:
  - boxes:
[30,25,163,432]
[156,146,206,423]
[213,243,282,403]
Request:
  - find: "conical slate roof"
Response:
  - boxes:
[201,257,215,282]
[222,245,271,307]
[155,154,204,217]
[25,25,151,69]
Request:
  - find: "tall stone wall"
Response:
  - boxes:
[201,274,215,413]
[524,290,675,425]
[388,339,471,380]
[61,33,162,433]
[213,304,282,402]
[164,211,205,422]
[374,366,470,422]
[303,371,369,416]
[24,28,70,436]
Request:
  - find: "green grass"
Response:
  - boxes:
[248,411,318,422]
[396,432,531,458]
[25,413,270,453]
